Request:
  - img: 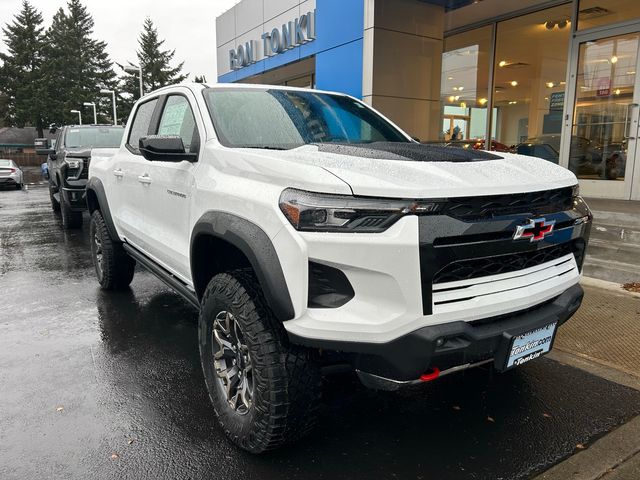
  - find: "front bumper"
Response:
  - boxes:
[290,283,584,381]
[279,196,591,345]
[61,184,88,211]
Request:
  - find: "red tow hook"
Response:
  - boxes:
[419,367,441,382]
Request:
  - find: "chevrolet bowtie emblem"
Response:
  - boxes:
[514,218,555,242]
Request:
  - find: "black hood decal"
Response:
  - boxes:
[314,142,503,162]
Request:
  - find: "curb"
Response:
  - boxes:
[534,416,640,480]
[581,276,640,299]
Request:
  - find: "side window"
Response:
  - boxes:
[127,98,159,152]
[157,95,200,153]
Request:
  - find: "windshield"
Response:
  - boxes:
[65,127,124,149]
[203,88,409,149]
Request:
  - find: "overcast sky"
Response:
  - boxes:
[0,0,239,82]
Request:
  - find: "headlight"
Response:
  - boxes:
[279,188,441,232]
[572,184,580,197]
[64,159,82,170]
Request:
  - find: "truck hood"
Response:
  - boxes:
[266,144,577,198]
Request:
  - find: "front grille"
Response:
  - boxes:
[433,242,575,284]
[440,187,573,221]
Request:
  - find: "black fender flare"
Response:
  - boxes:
[191,212,295,321]
[86,177,119,241]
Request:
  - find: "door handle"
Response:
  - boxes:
[113,168,124,178]
[138,174,152,184]
[624,103,639,140]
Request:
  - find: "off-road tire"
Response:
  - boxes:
[90,210,135,290]
[49,184,61,212]
[199,269,322,453]
[59,191,82,229]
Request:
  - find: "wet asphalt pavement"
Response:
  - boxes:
[2,183,640,480]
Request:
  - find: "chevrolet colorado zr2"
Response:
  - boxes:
[87,83,591,453]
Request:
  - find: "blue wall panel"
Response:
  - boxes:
[219,0,365,98]
[315,38,363,98]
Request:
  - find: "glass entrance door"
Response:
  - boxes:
[562,29,640,199]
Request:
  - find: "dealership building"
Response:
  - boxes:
[216,0,640,200]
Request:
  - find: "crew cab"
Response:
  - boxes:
[86,83,591,453]
[37,125,123,228]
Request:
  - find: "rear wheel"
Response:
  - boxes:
[199,269,322,453]
[60,191,82,229]
[15,183,22,190]
[90,210,135,290]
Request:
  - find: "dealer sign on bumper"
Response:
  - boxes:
[506,322,557,369]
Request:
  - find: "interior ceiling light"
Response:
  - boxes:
[627,71,636,75]
[478,98,488,105]
[447,76,454,80]
[509,101,517,105]
[510,80,518,87]
[448,95,455,102]
[614,88,621,95]
[458,86,464,91]
[545,19,569,29]
[611,56,618,64]
[499,60,507,67]
[546,82,555,88]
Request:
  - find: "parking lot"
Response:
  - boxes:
[2,184,640,480]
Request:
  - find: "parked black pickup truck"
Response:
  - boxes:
[36,125,123,229]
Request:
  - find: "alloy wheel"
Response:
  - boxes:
[212,311,254,415]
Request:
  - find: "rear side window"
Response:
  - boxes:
[127,99,158,152]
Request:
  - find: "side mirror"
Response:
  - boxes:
[35,138,53,156]
[139,135,197,162]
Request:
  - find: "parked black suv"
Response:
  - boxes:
[37,125,124,229]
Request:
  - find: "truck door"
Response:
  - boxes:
[108,97,159,250]
[139,93,201,282]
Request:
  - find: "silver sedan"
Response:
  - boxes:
[0,159,24,189]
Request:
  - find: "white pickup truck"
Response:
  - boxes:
[87,83,591,453]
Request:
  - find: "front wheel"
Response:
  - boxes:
[199,269,322,453]
[49,181,60,212]
[90,210,135,290]
[60,191,83,229]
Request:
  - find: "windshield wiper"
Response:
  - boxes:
[237,145,299,151]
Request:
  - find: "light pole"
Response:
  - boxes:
[100,89,117,126]
[83,102,97,124]
[123,64,144,98]
[70,109,82,125]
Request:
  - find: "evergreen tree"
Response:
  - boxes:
[119,18,188,120]
[194,75,206,83]
[0,0,47,135]
[43,0,117,125]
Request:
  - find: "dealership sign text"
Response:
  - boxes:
[229,10,316,70]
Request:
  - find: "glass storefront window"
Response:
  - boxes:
[578,0,640,31]
[440,26,492,146]
[490,4,573,158]
[569,33,638,180]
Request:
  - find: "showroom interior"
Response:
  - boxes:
[216,0,640,200]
